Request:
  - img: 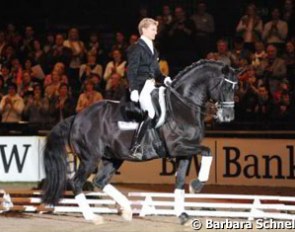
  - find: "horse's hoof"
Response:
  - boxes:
[91,215,104,225]
[179,212,190,225]
[121,208,133,221]
[189,179,205,193]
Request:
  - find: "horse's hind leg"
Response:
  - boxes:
[93,158,132,221]
[71,156,103,224]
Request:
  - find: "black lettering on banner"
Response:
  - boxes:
[243,154,261,179]
[262,155,284,179]
[287,145,295,179]
[160,158,176,175]
[223,147,241,177]
[0,144,31,173]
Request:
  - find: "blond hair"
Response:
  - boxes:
[138,18,158,35]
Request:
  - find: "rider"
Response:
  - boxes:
[127,18,172,155]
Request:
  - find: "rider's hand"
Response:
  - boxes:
[164,76,172,86]
[130,90,139,102]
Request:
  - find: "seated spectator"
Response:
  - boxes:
[79,53,103,83]
[212,39,232,66]
[230,36,252,68]
[44,62,68,87]
[19,71,34,98]
[271,90,293,121]
[254,85,274,121]
[103,49,126,81]
[262,8,288,51]
[43,32,55,54]
[0,83,24,122]
[0,76,6,102]
[49,83,75,123]
[283,0,295,38]
[111,32,128,55]
[0,65,13,87]
[45,70,62,99]
[86,32,105,63]
[251,41,267,68]
[236,3,263,51]
[191,1,215,58]
[283,40,295,89]
[22,84,49,123]
[104,73,128,101]
[47,33,72,71]
[256,44,287,94]
[76,80,103,113]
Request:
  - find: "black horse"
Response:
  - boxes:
[42,60,238,224]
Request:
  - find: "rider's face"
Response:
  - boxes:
[142,24,157,40]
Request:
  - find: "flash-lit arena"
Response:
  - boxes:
[1,0,295,231]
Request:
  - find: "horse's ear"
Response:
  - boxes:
[221,65,230,75]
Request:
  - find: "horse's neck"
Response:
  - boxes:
[166,87,205,126]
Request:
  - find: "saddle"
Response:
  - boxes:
[118,87,167,129]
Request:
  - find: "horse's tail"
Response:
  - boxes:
[42,116,75,205]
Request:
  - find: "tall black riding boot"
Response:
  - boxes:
[130,115,152,159]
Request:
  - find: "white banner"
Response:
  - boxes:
[0,137,45,181]
[0,136,295,188]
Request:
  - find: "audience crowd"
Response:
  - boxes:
[0,0,294,131]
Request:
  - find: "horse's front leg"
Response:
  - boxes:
[174,157,191,225]
[189,146,213,193]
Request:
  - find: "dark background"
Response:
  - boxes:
[1,0,282,37]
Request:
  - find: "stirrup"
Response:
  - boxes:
[130,144,143,160]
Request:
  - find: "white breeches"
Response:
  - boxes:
[139,79,156,119]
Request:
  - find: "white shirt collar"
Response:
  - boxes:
[140,35,154,54]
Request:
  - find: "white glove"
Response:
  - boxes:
[130,90,139,102]
[164,76,172,86]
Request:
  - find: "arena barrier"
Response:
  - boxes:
[1,189,295,220]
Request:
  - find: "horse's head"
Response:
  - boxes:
[209,64,238,123]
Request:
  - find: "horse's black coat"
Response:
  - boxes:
[42,60,238,206]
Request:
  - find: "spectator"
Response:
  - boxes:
[191,1,215,58]
[79,53,103,83]
[111,32,128,55]
[44,62,68,87]
[19,71,34,98]
[262,8,288,50]
[256,44,287,94]
[43,32,55,54]
[5,23,22,48]
[76,80,103,113]
[0,83,24,122]
[254,85,273,121]
[104,73,127,101]
[22,84,49,123]
[251,41,267,68]
[49,83,75,123]
[212,39,232,66]
[47,33,72,71]
[282,0,295,38]
[0,76,6,102]
[0,31,7,58]
[86,32,105,63]
[162,5,173,25]
[283,40,295,89]
[230,36,252,68]
[20,26,35,59]
[167,6,196,71]
[236,3,263,51]
[63,28,86,94]
[103,49,126,81]
[45,70,62,99]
